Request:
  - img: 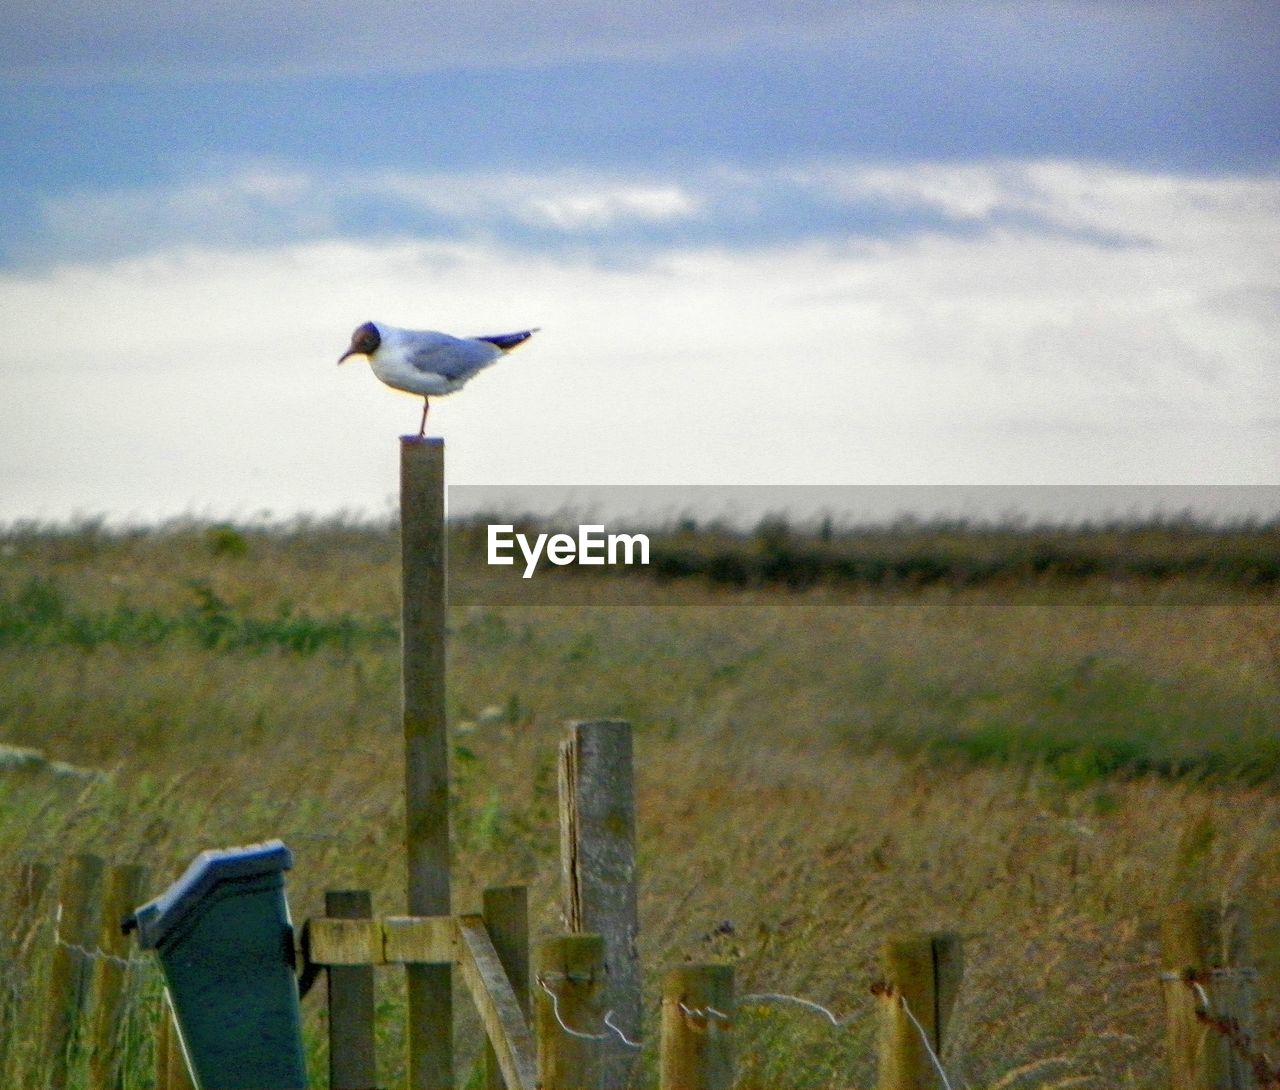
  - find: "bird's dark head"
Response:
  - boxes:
[338,321,381,364]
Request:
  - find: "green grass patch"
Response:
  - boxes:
[0,576,396,655]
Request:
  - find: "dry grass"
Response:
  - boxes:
[1,522,1278,1088]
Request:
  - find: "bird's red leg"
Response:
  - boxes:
[418,398,430,439]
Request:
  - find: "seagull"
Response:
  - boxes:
[339,320,539,437]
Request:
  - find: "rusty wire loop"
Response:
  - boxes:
[1161,971,1280,1087]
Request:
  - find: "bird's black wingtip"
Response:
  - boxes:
[477,329,539,352]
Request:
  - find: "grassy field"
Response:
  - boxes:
[1,518,1279,1088]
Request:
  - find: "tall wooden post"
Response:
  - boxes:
[401,437,453,1090]
[1161,902,1257,1090]
[559,720,641,1088]
[876,931,963,1090]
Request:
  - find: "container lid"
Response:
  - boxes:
[124,839,293,949]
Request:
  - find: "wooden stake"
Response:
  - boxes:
[89,864,150,1090]
[157,992,196,1090]
[559,719,641,1088]
[326,890,377,1090]
[535,935,606,1090]
[400,436,453,1090]
[876,931,963,1090]
[45,853,104,1090]
[1161,902,1256,1090]
[660,964,734,1090]
[0,862,51,1081]
[483,886,530,1090]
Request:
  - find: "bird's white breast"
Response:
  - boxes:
[368,351,460,396]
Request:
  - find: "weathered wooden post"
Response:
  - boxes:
[401,436,453,1089]
[2,860,50,946]
[660,964,734,1090]
[535,934,606,1090]
[0,861,51,1080]
[1161,902,1257,1090]
[89,863,150,1090]
[155,993,197,1090]
[876,931,963,1090]
[559,719,641,1088]
[325,890,377,1090]
[45,852,104,1090]
[483,886,531,1090]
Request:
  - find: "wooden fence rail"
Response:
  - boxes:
[303,898,538,1090]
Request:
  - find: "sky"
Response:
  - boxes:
[1,2,1277,525]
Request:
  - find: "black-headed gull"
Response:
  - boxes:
[339,320,539,437]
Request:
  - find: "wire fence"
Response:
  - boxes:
[7,859,1280,1090]
[535,971,959,1089]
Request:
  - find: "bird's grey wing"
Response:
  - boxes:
[403,333,500,380]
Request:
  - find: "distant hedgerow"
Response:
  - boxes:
[0,576,396,655]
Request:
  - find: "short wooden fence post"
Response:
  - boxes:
[89,863,150,1090]
[326,890,377,1090]
[876,931,963,1090]
[45,852,105,1090]
[483,886,530,1090]
[156,991,196,1090]
[1,861,52,1081]
[1161,902,1257,1090]
[536,934,606,1090]
[660,964,734,1090]
[559,719,641,1089]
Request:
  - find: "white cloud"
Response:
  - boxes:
[526,186,700,231]
[2,160,1277,522]
[25,157,1280,270]
[796,159,1280,250]
[369,171,702,231]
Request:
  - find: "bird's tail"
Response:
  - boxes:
[476,328,540,352]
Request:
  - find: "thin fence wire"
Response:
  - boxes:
[53,902,149,968]
[539,975,960,1090]
[900,994,954,1090]
[536,974,643,1049]
[2,886,161,1090]
[738,991,857,1027]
